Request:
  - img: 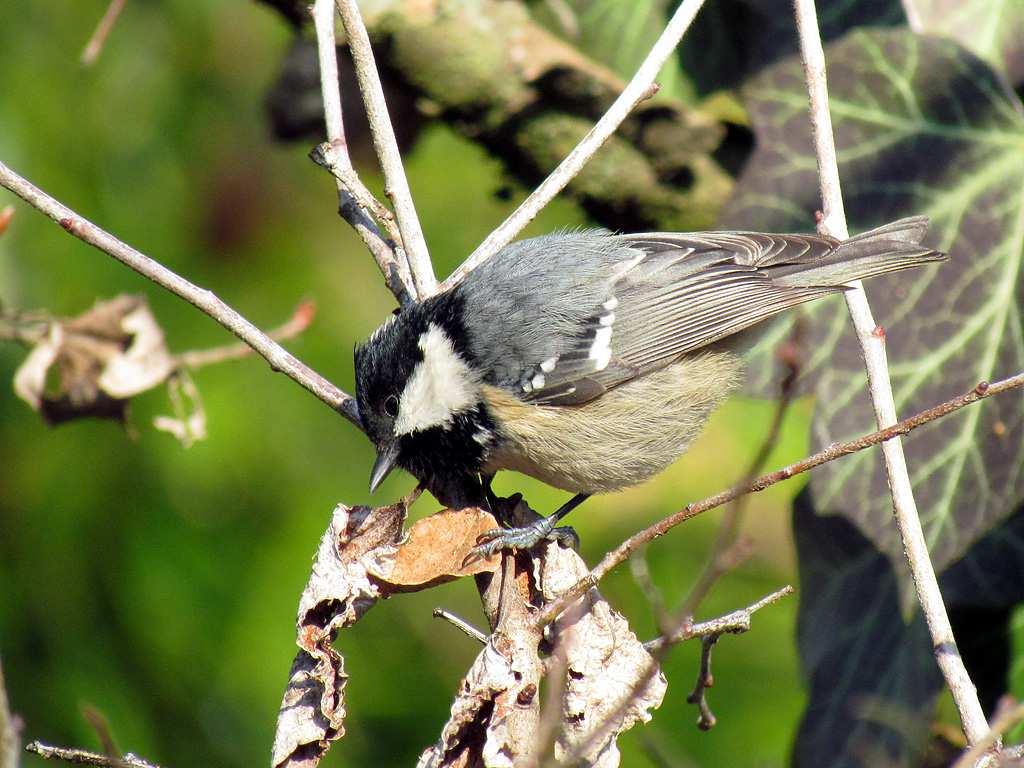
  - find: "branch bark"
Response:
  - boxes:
[334,0,436,298]
[310,0,417,305]
[0,658,17,768]
[537,372,1024,627]
[0,160,361,430]
[793,0,990,748]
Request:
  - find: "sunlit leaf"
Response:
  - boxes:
[907,0,1024,86]
[724,28,1024,573]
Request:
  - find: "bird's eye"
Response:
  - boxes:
[383,395,399,418]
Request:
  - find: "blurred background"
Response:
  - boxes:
[2,1,1022,767]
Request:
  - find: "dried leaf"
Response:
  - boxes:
[272,502,406,768]
[12,322,62,410]
[371,508,500,590]
[97,302,175,398]
[416,639,520,768]
[153,371,208,447]
[539,544,667,767]
[10,295,175,424]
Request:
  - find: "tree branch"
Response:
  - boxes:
[334,0,436,298]
[0,658,18,768]
[441,0,708,290]
[80,0,127,67]
[24,742,158,768]
[537,372,1024,627]
[310,0,416,305]
[793,0,990,747]
[0,160,361,430]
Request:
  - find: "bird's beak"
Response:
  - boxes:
[369,442,399,493]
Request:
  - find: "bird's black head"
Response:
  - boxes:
[354,292,497,502]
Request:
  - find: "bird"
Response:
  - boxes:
[354,217,945,556]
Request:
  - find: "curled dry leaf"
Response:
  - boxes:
[420,536,664,768]
[416,637,522,768]
[371,507,500,589]
[11,294,175,424]
[152,371,208,447]
[539,543,667,767]
[273,503,499,768]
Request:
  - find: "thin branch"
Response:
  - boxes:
[555,586,792,766]
[442,0,706,290]
[0,658,18,768]
[334,0,436,298]
[538,372,1024,627]
[678,327,802,619]
[793,0,990,746]
[0,160,361,430]
[174,299,316,369]
[25,742,158,768]
[80,0,127,67]
[951,702,1024,768]
[309,0,416,305]
[431,608,487,645]
[685,635,720,730]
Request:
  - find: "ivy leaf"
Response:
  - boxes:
[722,28,1024,575]
[794,492,1024,768]
[907,0,1024,86]
[548,0,696,102]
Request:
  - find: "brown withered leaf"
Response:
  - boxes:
[416,637,522,768]
[274,503,499,768]
[372,507,500,590]
[273,502,407,768]
[539,544,667,767]
[12,295,174,424]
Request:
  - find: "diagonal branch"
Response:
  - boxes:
[0,160,362,430]
[793,0,990,747]
[334,0,436,298]
[441,0,708,290]
[310,0,416,305]
[537,372,1024,627]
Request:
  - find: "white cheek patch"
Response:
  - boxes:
[394,324,479,436]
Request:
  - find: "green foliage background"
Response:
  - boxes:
[0,2,815,766]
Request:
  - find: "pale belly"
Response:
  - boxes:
[482,351,741,493]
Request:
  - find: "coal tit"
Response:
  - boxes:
[355,217,944,552]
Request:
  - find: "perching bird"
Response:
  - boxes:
[354,217,945,554]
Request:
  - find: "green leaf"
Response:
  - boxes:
[794,492,1024,768]
[907,0,1024,86]
[555,0,696,102]
[723,28,1024,573]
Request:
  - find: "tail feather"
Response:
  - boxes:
[769,216,945,288]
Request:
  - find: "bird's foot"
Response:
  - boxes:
[471,519,580,560]
[466,492,589,562]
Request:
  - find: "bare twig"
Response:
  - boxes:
[334,0,436,298]
[951,702,1024,768]
[686,635,720,730]
[0,160,361,430]
[431,608,487,645]
[793,0,990,746]
[442,0,707,289]
[538,372,1024,627]
[678,324,803,619]
[174,300,316,369]
[310,0,416,305]
[0,658,18,768]
[80,0,127,67]
[24,742,158,768]
[556,586,792,765]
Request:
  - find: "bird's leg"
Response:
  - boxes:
[471,493,589,559]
